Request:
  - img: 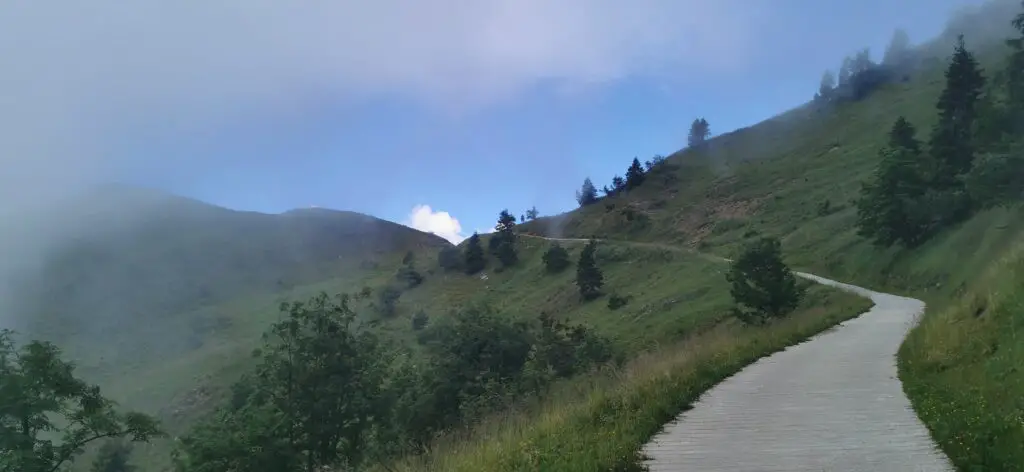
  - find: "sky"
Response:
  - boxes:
[0,0,990,244]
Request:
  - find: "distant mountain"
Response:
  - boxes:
[8,184,450,343]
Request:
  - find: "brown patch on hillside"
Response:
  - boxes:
[675,196,764,246]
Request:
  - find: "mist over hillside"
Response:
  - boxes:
[2,184,449,348]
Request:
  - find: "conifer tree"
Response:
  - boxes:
[575,178,598,207]
[463,233,486,274]
[625,157,646,189]
[575,240,604,300]
[929,34,986,185]
[493,210,518,267]
[688,118,711,148]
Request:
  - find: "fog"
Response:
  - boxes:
[0,0,1008,331]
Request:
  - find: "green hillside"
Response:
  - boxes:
[8,1,1024,471]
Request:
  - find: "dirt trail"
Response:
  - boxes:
[521,234,952,471]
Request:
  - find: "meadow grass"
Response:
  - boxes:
[518,38,1024,470]
[379,285,870,471]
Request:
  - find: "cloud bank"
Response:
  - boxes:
[406,205,467,244]
[0,0,767,204]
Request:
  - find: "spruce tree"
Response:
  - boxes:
[575,240,604,300]
[542,243,571,273]
[463,233,486,274]
[818,70,836,101]
[576,178,598,207]
[493,210,518,267]
[726,237,804,324]
[929,34,985,184]
[625,157,646,189]
[883,29,912,66]
[688,118,711,148]
[888,116,921,153]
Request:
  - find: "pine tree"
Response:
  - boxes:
[625,157,646,189]
[817,70,836,102]
[888,116,921,153]
[575,178,598,207]
[542,243,571,273]
[838,56,853,87]
[883,28,912,66]
[575,240,604,300]
[726,237,804,324]
[463,233,486,274]
[688,118,711,148]
[493,210,518,267]
[526,206,539,220]
[929,34,986,185]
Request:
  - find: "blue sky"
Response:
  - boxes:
[0,0,988,243]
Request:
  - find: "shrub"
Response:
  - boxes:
[607,294,630,310]
[542,244,571,273]
[726,237,804,325]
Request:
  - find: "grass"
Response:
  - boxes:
[516,30,1024,471]
[41,5,1024,471]
[379,284,870,471]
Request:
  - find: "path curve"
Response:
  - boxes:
[522,234,952,471]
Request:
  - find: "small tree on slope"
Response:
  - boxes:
[575,240,604,301]
[726,237,804,325]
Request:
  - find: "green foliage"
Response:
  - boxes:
[726,237,804,324]
[375,285,403,317]
[437,246,462,272]
[462,233,486,275]
[687,118,711,148]
[855,144,934,247]
[575,240,604,301]
[172,293,390,472]
[90,440,134,472]
[541,243,571,274]
[402,251,415,265]
[526,206,539,220]
[575,178,598,207]
[492,210,519,268]
[929,35,986,184]
[395,264,424,289]
[607,294,630,310]
[0,330,162,472]
[965,150,1024,208]
[625,158,646,190]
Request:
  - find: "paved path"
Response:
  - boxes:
[522,234,953,471]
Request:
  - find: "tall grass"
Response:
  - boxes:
[378,285,871,471]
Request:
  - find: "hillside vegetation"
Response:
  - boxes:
[517,1,1024,469]
[6,1,1024,471]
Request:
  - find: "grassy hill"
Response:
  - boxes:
[506,4,1024,469]
[1,185,453,469]
[14,2,1024,471]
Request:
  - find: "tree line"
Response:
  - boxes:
[815,29,916,105]
[575,118,710,208]
[855,7,1024,247]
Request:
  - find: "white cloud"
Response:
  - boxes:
[406,205,467,244]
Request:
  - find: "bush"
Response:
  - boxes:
[375,285,402,317]
[542,243,571,273]
[437,246,461,272]
[395,265,424,288]
[607,294,630,310]
[726,237,804,325]
[965,151,1024,208]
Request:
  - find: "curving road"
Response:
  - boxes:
[522,234,952,471]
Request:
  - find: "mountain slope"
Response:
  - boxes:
[514,4,1024,469]
[8,185,449,372]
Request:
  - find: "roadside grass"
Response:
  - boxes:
[517,32,1024,469]
[378,284,871,471]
